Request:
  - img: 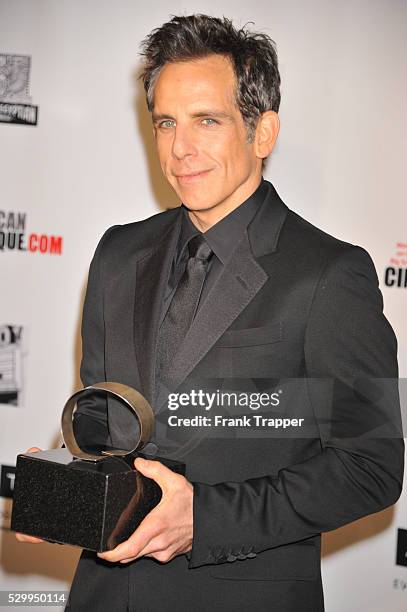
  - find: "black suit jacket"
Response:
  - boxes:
[66,181,404,612]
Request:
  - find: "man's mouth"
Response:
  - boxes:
[175,169,213,184]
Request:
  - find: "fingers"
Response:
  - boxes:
[132,534,176,563]
[98,459,192,565]
[26,447,42,453]
[121,531,188,564]
[98,512,162,562]
[134,458,178,492]
[118,535,177,564]
[15,532,45,544]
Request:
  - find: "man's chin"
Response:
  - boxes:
[174,188,213,211]
[180,199,217,212]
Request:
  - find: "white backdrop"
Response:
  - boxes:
[1,1,406,610]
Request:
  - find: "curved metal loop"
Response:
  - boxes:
[61,382,154,462]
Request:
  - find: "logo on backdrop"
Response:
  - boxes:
[0,210,63,254]
[0,325,24,406]
[0,54,38,125]
[0,464,16,498]
[396,528,407,568]
[384,242,407,288]
[0,464,15,529]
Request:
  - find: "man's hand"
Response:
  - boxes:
[97,457,193,564]
[15,447,46,544]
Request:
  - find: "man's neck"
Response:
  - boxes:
[187,176,263,232]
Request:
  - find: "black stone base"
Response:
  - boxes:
[11,448,184,552]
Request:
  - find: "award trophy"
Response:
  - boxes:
[11,382,184,552]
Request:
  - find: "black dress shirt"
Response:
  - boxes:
[159,178,268,327]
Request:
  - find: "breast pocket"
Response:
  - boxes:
[208,322,285,377]
[216,322,284,348]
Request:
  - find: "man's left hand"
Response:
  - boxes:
[97,457,193,564]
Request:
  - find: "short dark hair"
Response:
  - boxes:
[139,14,281,140]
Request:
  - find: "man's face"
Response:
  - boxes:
[152,54,262,222]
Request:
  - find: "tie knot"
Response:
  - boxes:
[188,234,212,261]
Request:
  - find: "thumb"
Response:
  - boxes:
[134,458,174,489]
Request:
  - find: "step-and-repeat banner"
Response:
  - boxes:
[1,1,406,610]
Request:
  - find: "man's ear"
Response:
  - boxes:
[254,111,280,159]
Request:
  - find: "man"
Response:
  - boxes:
[18,14,404,612]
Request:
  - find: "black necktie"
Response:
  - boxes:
[156,234,213,381]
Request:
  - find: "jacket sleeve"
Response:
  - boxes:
[189,246,404,568]
[72,226,119,449]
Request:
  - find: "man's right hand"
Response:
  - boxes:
[14,447,46,544]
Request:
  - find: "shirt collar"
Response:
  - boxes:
[178,178,267,265]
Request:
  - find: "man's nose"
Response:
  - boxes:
[171,125,197,160]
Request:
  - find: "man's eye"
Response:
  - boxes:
[202,118,218,126]
[159,120,175,128]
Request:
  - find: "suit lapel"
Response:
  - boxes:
[136,181,289,407]
[164,231,267,392]
[133,212,181,404]
[160,181,289,394]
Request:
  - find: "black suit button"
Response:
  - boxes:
[142,442,158,456]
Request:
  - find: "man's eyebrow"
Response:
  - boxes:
[190,110,233,120]
[152,113,175,123]
[152,110,233,123]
